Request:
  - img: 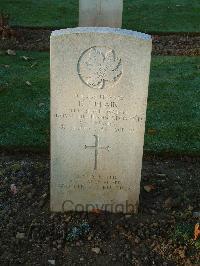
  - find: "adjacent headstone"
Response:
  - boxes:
[51,27,152,213]
[79,0,123,28]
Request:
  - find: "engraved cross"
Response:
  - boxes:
[85,135,109,170]
[97,0,102,16]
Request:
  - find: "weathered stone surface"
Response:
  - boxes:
[51,27,152,213]
[79,0,123,28]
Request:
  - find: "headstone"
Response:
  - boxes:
[79,0,123,28]
[51,27,152,213]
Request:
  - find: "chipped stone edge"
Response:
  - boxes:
[51,27,151,41]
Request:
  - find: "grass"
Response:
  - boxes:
[0,51,50,151]
[0,51,199,154]
[146,56,200,155]
[0,0,200,32]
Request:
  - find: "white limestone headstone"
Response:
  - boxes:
[51,27,152,213]
[79,0,123,28]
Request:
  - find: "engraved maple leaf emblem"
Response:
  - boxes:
[78,47,122,89]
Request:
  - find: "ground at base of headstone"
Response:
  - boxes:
[0,155,199,265]
[0,28,200,56]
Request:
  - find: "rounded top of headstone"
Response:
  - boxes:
[51,27,151,41]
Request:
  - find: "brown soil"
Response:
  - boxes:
[0,28,200,55]
[0,155,199,265]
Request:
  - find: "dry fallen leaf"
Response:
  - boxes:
[92,247,100,254]
[30,62,38,68]
[0,87,7,93]
[0,82,8,92]
[194,223,200,240]
[91,208,102,214]
[155,173,166,177]
[16,232,25,239]
[147,129,157,135]
[164,197,173,208]
[153,35,160,41]
[48,260,55,265]
[25,81,32,86]
[188,205,193,211]
[21,55,30,61]
[6,49,16,56]
[39,103,45,108]
[144,184,156,193]
[3,64,10,68]
[10,184,17,195]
